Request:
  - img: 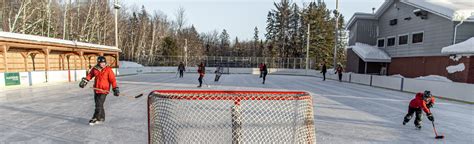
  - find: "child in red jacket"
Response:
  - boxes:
[79,56,120,126]
[403,91,436,129]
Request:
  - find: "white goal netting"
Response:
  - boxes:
[148,90,316,144]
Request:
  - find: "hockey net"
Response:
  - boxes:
[148,90,316,143]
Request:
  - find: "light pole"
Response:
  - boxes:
[184,39,188,67]
[333,0,339,68]
[114,0,121,48]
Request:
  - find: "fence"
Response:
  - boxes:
[135,56,317,69]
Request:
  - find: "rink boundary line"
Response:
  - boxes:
[315,94,458,106]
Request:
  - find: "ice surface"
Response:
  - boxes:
[446,63,466,74]
[0,73,472,143]
[349,43,391,62]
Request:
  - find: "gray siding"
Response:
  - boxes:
[348,23,358,46]
[355,19,378,45]
[455,22,474,44]
[377,0,454,57]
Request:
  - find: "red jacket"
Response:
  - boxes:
[86,66,118,94]
[198,66,205,77]
[409,93,435,114]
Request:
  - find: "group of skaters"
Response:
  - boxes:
[319,61,344,82]
[77,57,438,132]
[177,62,224,88]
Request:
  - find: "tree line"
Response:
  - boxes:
[0,0,347,67]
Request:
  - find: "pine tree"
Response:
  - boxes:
[219,29,230,56]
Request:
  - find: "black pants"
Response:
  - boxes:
[338,74,342,82]
[262,71,268,83]
[260,71,263,78]
[322,72,326,81]
[404,107,423,126]
[93,93,107,121]
[198,76,203,86]
[215,75,221,82]
[179,70,184,78]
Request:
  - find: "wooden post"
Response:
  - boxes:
[77,51,84,70]
[43,48,50,71]
[21,52,28,71]
[2,45,8,72]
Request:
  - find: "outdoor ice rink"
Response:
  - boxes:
[0,73,473,143]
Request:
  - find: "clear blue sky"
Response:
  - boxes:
[121,0,385,40]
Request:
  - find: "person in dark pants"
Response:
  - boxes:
[214,65,223,82]
[259,63,264,78]
[403,91,436,129]
[79,56,119,126]
[197,62,206,87]
[178,62,186,78]
[262,64,268,84]
[335,64,343,82]
[320,62,327,81]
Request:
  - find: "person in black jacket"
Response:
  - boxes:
[262,64,268,84]
[320,62,327,81]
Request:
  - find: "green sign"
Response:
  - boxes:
[5,72,21,86]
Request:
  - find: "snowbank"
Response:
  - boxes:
[442,37,474,54]
[415,75,453,83]
[119,61,144,68]
[349,43,391,62]
[0,31,118,50]
[390,74,405,78]
[446,63,465,74]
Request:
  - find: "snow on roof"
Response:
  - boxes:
[349,43,391,63]
[441,37,474,54]
[401,0,474,21]
[348,0,474,28]
[0,31,119,51]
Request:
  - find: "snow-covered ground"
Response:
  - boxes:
[0,73,472,143]
[119,61,144,68]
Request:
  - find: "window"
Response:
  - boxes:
[398,35,408,45]
[412,32,423,44]
[387,37,396,46]
[377,39,385,47]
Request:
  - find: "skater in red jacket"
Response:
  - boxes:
[403,90,436,129]
[79,56,120,126]
[197,62,206,88]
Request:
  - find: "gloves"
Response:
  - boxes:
[427,113,434,121]
[113,87,120,96]
[79,77,89,88]
[427,103,433,108]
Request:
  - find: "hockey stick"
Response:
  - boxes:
[431,121,445,139]
[90,87,143,99]
[202,78,210,88]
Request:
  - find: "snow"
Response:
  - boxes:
[446,63,466,74]
[349,43,391,62]
[119,61,144,68]
[415,75,453,82]
[401,0,474,21]
[390,74,405,78]
[0,74,472,143]
[442,37,474,54]
[0,31,118,50]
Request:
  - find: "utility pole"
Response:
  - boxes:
[306,23,310,71]
[114,0,121,48]
[333,0,339,68]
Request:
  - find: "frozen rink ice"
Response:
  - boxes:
[0,73,473,143]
